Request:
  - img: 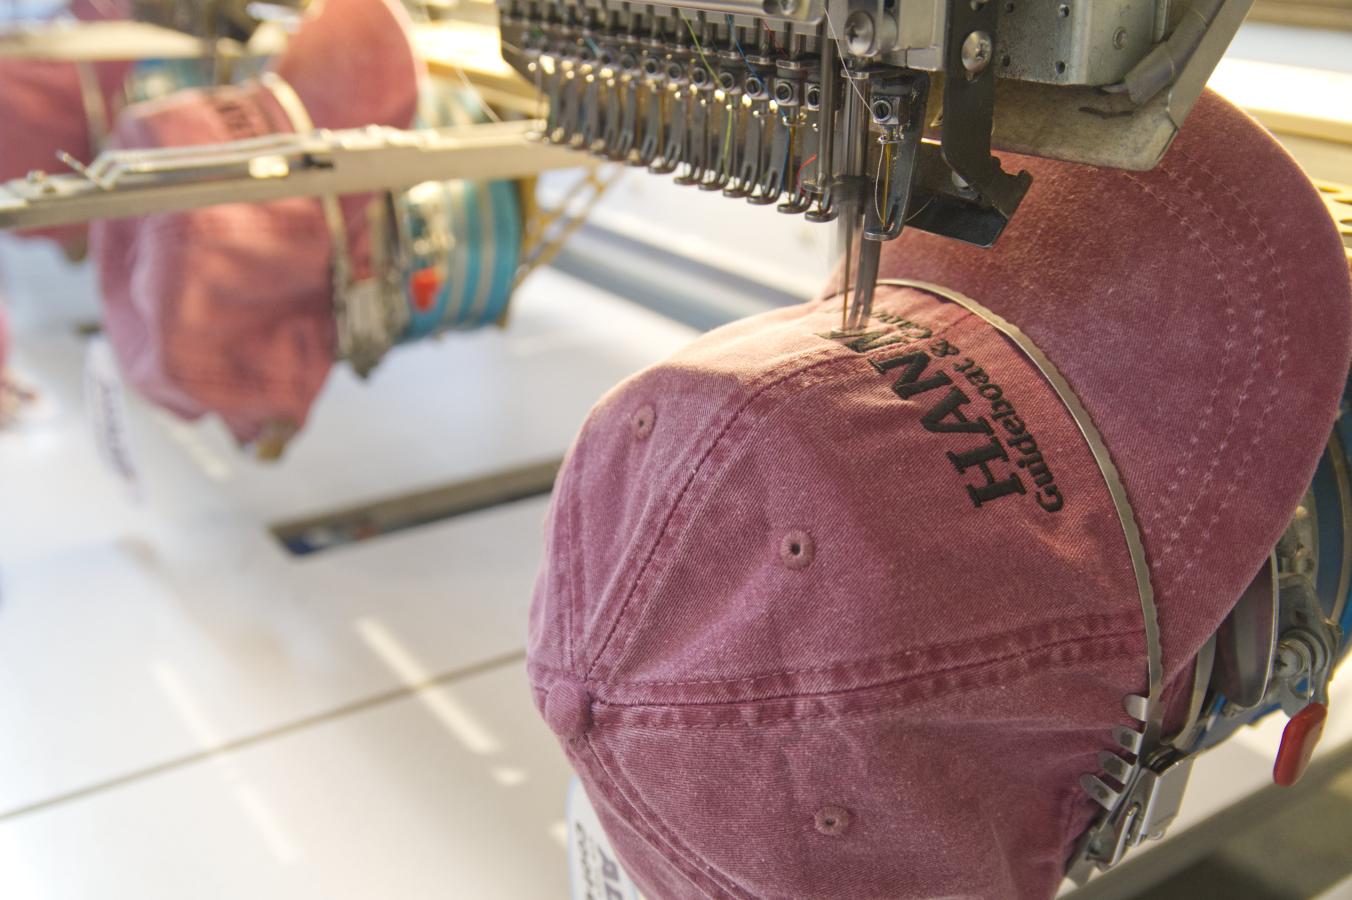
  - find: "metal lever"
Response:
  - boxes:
[804,34,836,224]
[636,40,668,167]
[703,51,745,191]
[836,67,872,330]
[729,53,772,199]
[654,50,691,174]
[543,49,569,142]
[677,55,715,186]
[580,55,605,150]
[555,40,588,145]
[757,57,805,205]
[863,70,928,240]
[608,47,642,160]
[778,64,820,214]
[936,0,1029,234]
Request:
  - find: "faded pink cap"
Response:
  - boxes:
[0,0,132,249]
[91,0,421,446]
[527,90,1352,899]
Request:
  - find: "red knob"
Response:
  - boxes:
[1273,702,1327,787]
[411,268,441,313]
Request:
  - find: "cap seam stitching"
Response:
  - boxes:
[541,609,1139,690]
[1122,168,1241,551]
[558,413,601,676]
[1148,151,1291,606]
[590,627,1142,725]
[1120,169,1266,581]
[582,343,900,680]
[577,337,848,677]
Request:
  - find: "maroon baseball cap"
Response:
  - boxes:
[527,90,1352,899]
[0,0,132,251]
[91,0,421,451]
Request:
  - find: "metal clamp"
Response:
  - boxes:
[1072,750,1195,877]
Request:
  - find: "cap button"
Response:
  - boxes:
[544,677,593,741]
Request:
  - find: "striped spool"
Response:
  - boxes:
[394,81,522,340]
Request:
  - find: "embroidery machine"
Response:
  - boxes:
[3,4,1352,889]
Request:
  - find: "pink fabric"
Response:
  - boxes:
[91,0,420,444]
[276,0,424,132]
[0,0,131,247]
[529,90,1352,899]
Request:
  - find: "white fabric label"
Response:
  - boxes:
[83,336,140,496]
[567,777,641,900]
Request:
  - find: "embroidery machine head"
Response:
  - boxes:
[495,0,1253,330]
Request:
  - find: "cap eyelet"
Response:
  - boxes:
[780,531,815,570]
[632,404,656,440]
[814,805,852,836]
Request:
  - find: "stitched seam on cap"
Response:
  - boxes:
[579,738,747,899]
[576,609,1140,690]
[1120,171,1262,576]
[1119,173,1241,551]
[593,628,1141,727]
[1127,172,1242,547]
[1153,151,1290,600]
[594,313,976,681]
[558,416,598,676]
[582,343,900,681]
[575,325,845,678]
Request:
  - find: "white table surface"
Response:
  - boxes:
[0,246,697,900]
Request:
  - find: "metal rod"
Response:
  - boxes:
[815,26,836,192]
[0,121,577,231]
[837,69,870,328]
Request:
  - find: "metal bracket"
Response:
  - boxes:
[862,69,928,241]
[1071,750,1195,880]
[0,120,577,232]
[936,0,1030,233]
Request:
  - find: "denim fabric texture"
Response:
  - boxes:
[529,91,1352,899]
[89,0,421,444]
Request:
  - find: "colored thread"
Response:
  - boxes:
[680,15,720,84]
[797,152,818,191]
[874,139,890,225]
[726,15,752,70]
[681,15,733,173]
[762,21,779,52]
[450,65,502,123]
[905,195,935,223]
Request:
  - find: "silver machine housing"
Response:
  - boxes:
[496,0,1252,327]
